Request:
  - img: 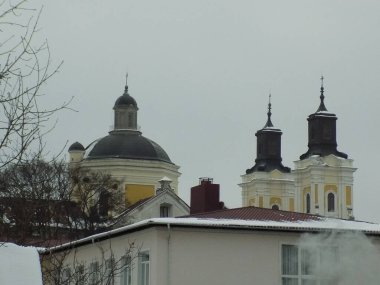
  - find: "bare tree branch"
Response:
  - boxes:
[0,1,72,168]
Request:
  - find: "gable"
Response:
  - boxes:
[112,191,189,227]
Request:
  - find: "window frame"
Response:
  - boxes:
[327,192,335,213]
[280,243,338,285]
[105,257,115,285]
[75,264,85,285]
[159,204,171,217]
[138,251,150,285]
[61,267,71,285]
[88,260,99,285]
[306,193,311,214]
[120,255,132,285]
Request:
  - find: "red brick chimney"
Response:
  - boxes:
[190,178,224,214]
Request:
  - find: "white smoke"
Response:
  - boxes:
[299,231,380,285]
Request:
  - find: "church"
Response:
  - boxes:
[68,76,356,221]
[68,78,181,208]
[240,77,356,219]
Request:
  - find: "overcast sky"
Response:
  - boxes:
[32,0,380,222]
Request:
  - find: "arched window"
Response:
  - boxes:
[272,204,279,210]
[328,193,335,212]
[306,193,311,214]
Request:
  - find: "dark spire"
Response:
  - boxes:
[264,94,274,128]
[316,75,327,112]
[299,77,347,160]
[246,96,290,174]
[114,73,137,108]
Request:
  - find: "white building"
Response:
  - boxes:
[41,207,380,285]
[111,178,189,227]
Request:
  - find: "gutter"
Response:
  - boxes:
[167,223,171,285]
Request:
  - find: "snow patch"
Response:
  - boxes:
[0,243,43,285]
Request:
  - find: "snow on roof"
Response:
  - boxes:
[261,127,282,132]
[313,111,336,117]
[0,243,43,285]
[43,215,380,253]
[159,176,172,181]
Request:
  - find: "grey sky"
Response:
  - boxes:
[34,1,380,222]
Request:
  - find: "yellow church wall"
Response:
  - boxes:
[346,186,352,206]
[125,184,155,205]
[289,198,294,211]
[324,184,337,193]
[249,198,256,206]
[324,177,340,185]
[270,196,282,206]
[270,170,283,179]
[259,196,264,208]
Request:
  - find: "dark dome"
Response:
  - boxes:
[68,141,85,151]
[114,92,137,108]
[87,132,172,163]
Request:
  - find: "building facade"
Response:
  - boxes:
[240,80,356,219]
[68,78,181,208]
[41,207,380,285]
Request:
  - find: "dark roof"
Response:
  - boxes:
[114,86,137,108]
[299,80,348,160]
[184,206,322,222]
[87,132,172,163]
[245,99,291,174]
[68,141,85,151]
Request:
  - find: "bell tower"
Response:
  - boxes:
[240,96,294,211]
[113,74,139,132]
[294,77,356,219]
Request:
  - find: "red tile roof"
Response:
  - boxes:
[183,206,323,222]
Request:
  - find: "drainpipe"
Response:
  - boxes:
[167,223,171,285]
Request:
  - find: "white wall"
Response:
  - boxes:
[49,225,380,285]
[50,226,301,285]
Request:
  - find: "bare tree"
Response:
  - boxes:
[69,167,124,236]
[0,159,124,246]
[0,158,70,245]
[41,240,140,285]
[0,0,71,168]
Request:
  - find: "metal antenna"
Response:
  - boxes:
[125,72,129,93]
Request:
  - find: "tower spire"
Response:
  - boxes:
[300,76,348,160]
[317,75,327,112]
[246,93,290,174]
[124,73,129,93]
[264,93,274,128]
